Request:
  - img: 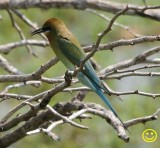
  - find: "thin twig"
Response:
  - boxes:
[83,35,160,52]
[100,46,160,75]
[86,8,142,38]
[0,55,23,74]
[63,87,160,99]
[125,108,160,127]
[1,81,41,94]
[0,79,70,123]
[0,40,48,54]
[0,57,59,82]
[7,9,37,57]
[73,5,129,77]
[12,9,47,40]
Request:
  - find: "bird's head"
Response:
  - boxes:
[31,18,66,37]
[32,18,81,48]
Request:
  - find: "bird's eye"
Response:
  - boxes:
[42,27,51,33]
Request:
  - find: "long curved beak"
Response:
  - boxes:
[31,28,44,36]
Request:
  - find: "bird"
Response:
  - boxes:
[32,18,129,132]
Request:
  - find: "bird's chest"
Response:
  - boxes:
[51,38,75,71]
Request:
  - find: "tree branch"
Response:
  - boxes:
[1,0,160,21]
[0,1,160,146]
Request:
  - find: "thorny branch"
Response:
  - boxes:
[0,0,160,147]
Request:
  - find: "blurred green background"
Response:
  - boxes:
[0,0,160,148]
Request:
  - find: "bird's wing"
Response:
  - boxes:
[58,37,84,66]
[58,36,111,95]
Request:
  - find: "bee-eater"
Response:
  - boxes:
[32,18,128,131]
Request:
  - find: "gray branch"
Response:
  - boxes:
[0,0,160,21]
[0,0,160,146]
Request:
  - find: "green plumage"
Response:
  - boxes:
[32,18,129,132]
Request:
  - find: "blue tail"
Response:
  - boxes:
[77,72,130,133]
[96,89,118,116]
[96,89,130,133]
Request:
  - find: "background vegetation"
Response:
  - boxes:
[0,0,160,148]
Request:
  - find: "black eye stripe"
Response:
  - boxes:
[42,27,51,32]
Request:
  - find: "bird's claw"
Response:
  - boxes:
[64,70,73,83]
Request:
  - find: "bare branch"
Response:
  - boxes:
[1,81,41,94]
[12,9,47,40]
[86,8,142,38]
[0,40,48,54]
[100,46,160,75]
[1,0,160,21]
[0,55,22,74]
[0,93,31,102]
[0,1,160,146]
[125,108,160,127]
[106,71,160,80]
[0,55,41,88]
[73,5,129,77]
[0,98,158,146]
[63,87,160,99]
[84,35,160,52]
[0,78,70,123]
[0,101,130,146]
[0,57,58,82]
[7,9,37,57]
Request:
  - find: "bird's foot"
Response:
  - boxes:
[64,70,73,84]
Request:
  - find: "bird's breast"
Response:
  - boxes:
[48,36,75,71]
